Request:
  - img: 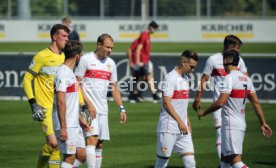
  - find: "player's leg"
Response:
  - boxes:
[213,109,222,160]
[38,108,60,168]
[146,62,160,103]
[154,133,175,168]
[96,114,110,168]
[175,133,196,168]
[84,118,99,168]
[59,127,79,168]
[221,129,247,168]
[74,128,87,167]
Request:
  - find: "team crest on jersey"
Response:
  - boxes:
[107,63,111,71]
[68,142,75,152]
[161,146,168,154]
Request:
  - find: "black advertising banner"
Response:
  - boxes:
[0,54,275,102]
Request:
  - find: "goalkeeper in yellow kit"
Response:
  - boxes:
[23,24,69,168]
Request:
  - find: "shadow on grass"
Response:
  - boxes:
[253,161,276,166]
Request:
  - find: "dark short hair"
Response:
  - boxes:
[182,49,198,62]
[63,40,83,60]
[50,24,70,40]
[223,49,240,66]
[224,34,242,50]
[148,21,159,29]
[97,33,113,45]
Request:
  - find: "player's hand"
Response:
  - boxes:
[261,123,272,137]
[59,128,68,142]
[192,98,201,111]
[119,105,127,124]
[120,112,127,124]
[178,121,188,135]
[30,102,46,121]
[79,117,90,132]
[197,111,205,118]
[87,104,97,119]
[130,62,135,69]
[80,105,93,125]
[137,62,144,68]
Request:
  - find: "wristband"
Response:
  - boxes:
[119,105,126,113]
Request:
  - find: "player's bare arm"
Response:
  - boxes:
[136,44,143,67]
[187,115,192,134]
[57,91,68,142]
[163,96,188,134]
[198,93,229,117]
[111,82,127,124]
[248,92,272,137]
[77,76,97,119]
[193,74,210,111]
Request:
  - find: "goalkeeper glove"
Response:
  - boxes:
[29,98,46,121]
[80,105,92,126]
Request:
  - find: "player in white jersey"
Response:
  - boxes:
[193,35,248,164]
[198,50,272,168]
[53,41,88,168]
[75,34,127,168]
[154,50,198,168]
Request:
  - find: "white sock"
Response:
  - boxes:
[73,159,83,168]
[221,161,231,168]
[95,148,102,168]
[181,155,196,168]
[216,127,222,159]
[86,145,96,168]
[232,161,248,168]
[61,162,73,168]
[154,157,169,168]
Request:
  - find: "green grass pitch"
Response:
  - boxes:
[0,101,275,168]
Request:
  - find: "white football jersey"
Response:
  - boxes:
[74,52,117,115]
[53,64,80,130]
[219,70,255,131]
[203,53,247,100]
[157,69,190,134]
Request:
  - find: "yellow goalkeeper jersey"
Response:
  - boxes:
[23,48,65,108]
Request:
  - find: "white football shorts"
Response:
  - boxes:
[84,118,99,137]
[157,132,194,157]
[98,114,110,140]
[221,129,245,156]
[55,127,85,154]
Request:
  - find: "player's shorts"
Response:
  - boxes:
[157,132,194,157]
[221,129,245,156]
[55,127,85,154]
[42,108,54,136]
[84,118,99,137]
[98,114,110,140]
[213,108,222,128]
[132,63,151,77]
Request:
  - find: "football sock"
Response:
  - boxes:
[37,144,52,168]
[95,148,102,168]
[221,162,231,168]
[61,162,73,168]
[181,155,196,168]
[154,157,169,168]
[216,127,222,159]
[48,148,61,168]
[73,159,83,168]
[232,161,248,168]
[86,145,96,168]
